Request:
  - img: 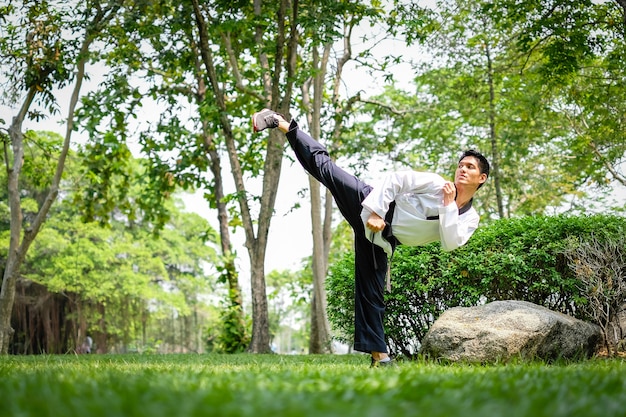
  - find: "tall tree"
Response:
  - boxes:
[297,1,394,353]
[0,0,123,354]
[189,0,299,352]
[352,0,608,219]
[487,0,626,199]
[78,0,301,353]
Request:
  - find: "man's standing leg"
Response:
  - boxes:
[353,234,388,354]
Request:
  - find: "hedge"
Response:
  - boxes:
[326,214,626,357]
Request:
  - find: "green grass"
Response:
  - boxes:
[1,354,625,417]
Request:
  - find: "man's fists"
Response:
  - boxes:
[366,212,386,232]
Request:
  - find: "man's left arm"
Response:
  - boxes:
[438,204,479,251]
[438,180,478,250]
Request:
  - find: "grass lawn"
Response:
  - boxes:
[1,354,625,417]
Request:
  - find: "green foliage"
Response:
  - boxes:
[0,0,74,113]
[19,196,219,352]
[327,214,626,356]
[209,302,250,354]
[1,125,221,353]
[74,130,134,225]
[6,137,221,352]
[352,0,626,220]
[326,253,356,346]
[0,130,66,230]
[1,354,626,417]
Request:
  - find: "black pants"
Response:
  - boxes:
[285,120,389,354]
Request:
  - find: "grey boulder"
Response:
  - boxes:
[420,300,601,362]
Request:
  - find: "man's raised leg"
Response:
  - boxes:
[253,109,392,364]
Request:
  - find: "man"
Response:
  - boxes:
[252,108,489,367]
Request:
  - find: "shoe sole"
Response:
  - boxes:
[252,113,261,133]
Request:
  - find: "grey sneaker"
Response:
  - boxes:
[370,357,397,368]
[252,109,281,133]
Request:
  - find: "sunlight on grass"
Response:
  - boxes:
[1,354,625,417]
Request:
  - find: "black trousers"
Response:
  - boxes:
[285,120,389,354]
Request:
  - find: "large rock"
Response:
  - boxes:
[420,300,602,362]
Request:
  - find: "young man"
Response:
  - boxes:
[253,109,490,366]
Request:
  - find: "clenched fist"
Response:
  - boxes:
[366,212,386,232]
[442,181,456,206]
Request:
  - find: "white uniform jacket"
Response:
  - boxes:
[360,171,480,256]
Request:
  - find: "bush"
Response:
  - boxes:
[562,234,626,356]
[326,214,626,357]
[326,256,356,346]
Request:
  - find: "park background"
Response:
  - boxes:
[1,0,625,357]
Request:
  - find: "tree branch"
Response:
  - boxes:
[589,141,626,187]
[357,97,410,116]
[221,32,264,102]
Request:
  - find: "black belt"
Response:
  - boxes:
[382,201,400,251]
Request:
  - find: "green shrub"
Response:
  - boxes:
[326,214,626,357]
[326,255,356,346]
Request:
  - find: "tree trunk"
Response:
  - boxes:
[96,302,107,354]
[485,42,505,218]
[0,3,120,354]
[308,179,332,353]
[302,21,356,353]
[246,0,299,353]
[248,251,271,353]
[191,37,247,351]
[0,86,35,354]
[294,18,357,354]
[302,42,333,353]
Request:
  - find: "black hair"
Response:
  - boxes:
[459,149,490,189]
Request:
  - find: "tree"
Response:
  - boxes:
[297,2,368,354]
[74,0,251,353]
[74,0,302,353]
[188,0,300,353]
[485,0,626,206]
[0,0,124,354]
[78,1,392,352]
[351,0,624,220]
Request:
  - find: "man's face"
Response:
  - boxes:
[455,156,487,189]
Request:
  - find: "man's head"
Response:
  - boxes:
[456,150,490,190]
